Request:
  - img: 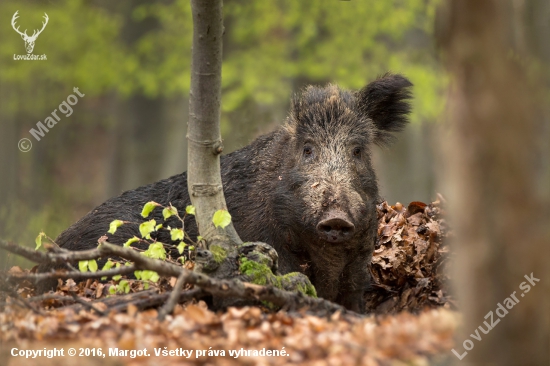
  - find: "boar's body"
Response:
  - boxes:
[37,74,412,313]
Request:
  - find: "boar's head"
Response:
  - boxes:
[272,74,412,301]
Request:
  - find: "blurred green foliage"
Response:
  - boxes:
[0,0,445,267]
[0,0,445,121]
[0,0,124,112]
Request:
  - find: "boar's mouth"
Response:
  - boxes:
[315,210,356,243]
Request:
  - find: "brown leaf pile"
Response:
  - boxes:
[1,301,458,365]
[366,198,453,313]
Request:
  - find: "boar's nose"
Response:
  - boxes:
[316,214,355,243]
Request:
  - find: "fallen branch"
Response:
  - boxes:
[96,240,353,317]
[0,239,103,264]
[113,288,206,313]
[0,240,52,264]
[5,265,137,282]
[26,293,77,303]
[69,292,106,316]
[64,289,158,312]
[1,239,357,317]
[0,279,44,315]
[158,271,187,321]
[64,288,207,314]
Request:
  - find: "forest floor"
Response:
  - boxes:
[0,198,458,365]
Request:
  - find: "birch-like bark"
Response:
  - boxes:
[187,0,242,248]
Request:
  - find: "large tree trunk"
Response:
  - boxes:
[187,0,241,248]
[438,0,550,364]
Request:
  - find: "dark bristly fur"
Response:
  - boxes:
[357,73,413,146]
[37,74,413,313]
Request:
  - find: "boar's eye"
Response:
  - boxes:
[353,147,361,157]
[303,146,314,158]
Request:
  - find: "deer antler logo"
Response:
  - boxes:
[11,11,49,54]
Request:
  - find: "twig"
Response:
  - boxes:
[0,239,104,264]
[26,293,77,303]
[0,240,51,264]
[64,289,158,312]
[158,271,187,320]
[113,287,206,314]
[5,265,137,282]
[62,288,206,314]
[69,292,106,316]
[0,283,44,315]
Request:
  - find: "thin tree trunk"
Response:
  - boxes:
[188,0,242,248]
[438,1,550,364]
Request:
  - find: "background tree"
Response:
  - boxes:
[438,0,550,364]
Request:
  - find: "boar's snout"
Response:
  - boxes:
[316,211,355,243]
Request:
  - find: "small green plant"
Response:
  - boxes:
[33,201,208,291]
[33,202,317,302]
[67,202,234,292]
[78,259,98,273]
[96,201,202,289]
[212,209,231,229]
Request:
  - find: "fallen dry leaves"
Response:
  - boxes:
[0,199,458,365]
[1,302,458,365]
[367,198,453,313]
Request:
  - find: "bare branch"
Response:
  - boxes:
[158,271,187,320]
[5,265,137,282]
[0,239,103,264]
[64,288,207,314]
[0,280,43,315]
[25,294,77,303]
[2,239,356,317]
[97,241,355,317]
[0,240,51,263]
[69,292,106,316]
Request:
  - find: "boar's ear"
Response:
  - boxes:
[357,73,413,146]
